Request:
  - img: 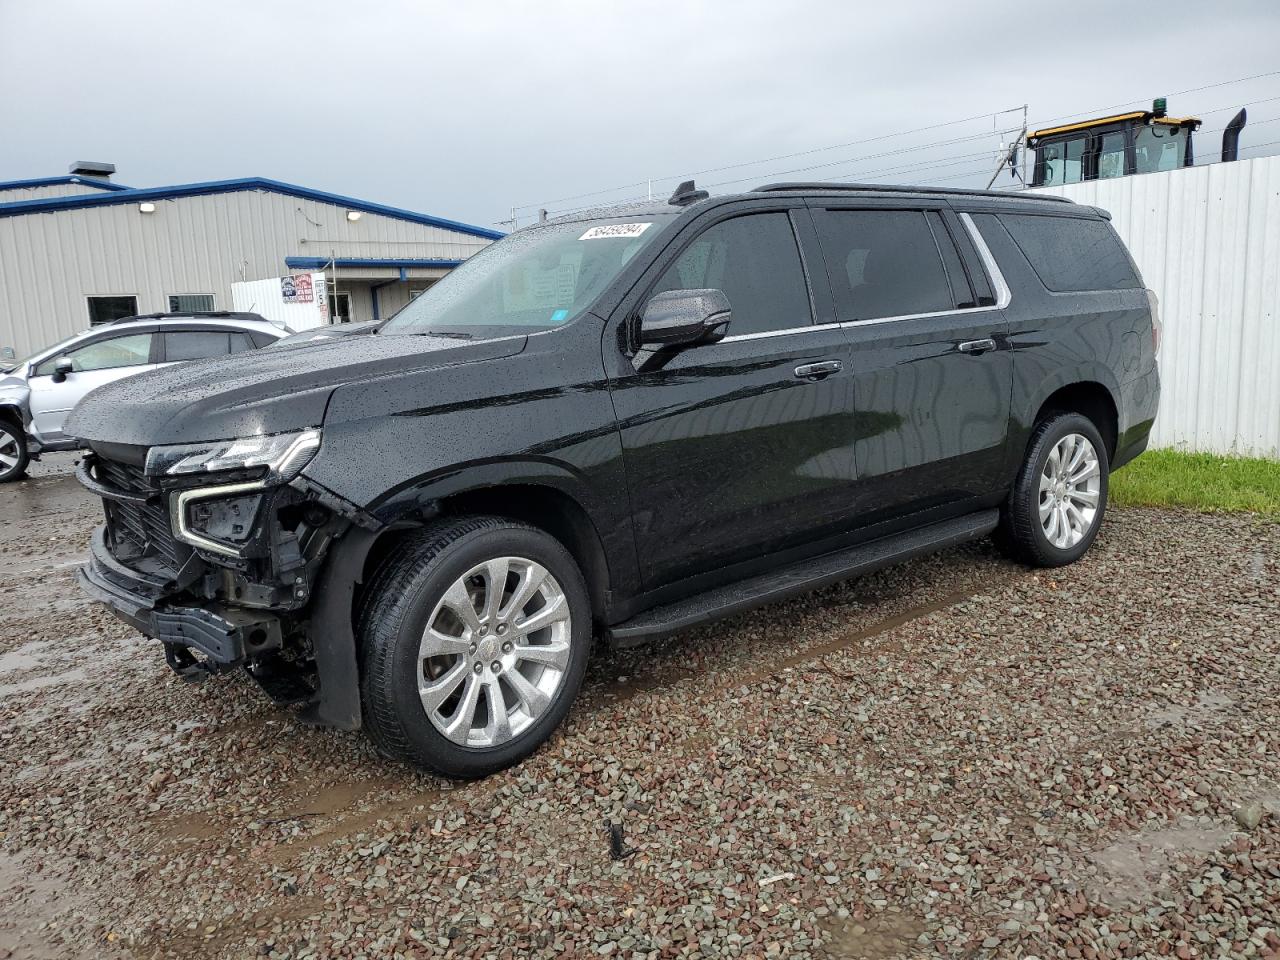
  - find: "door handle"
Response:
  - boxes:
[958,338,997,355]
[794,360,843,380]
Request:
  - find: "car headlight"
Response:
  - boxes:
[145,429,321,483]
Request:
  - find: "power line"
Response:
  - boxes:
[511,69,1280,222]
[524,90,1280,222]
[512,104,1027,212]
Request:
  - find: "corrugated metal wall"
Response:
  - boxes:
[0,182,117,203]
[1034,155,1280,458]
[0,189,493,356]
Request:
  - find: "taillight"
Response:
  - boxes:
[1145,288,1162,357]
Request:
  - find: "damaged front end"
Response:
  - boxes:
[77,429,371,727]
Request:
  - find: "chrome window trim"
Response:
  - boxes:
[838,304,1000,329]
[720,321,843,343]
[959,212,1012,309]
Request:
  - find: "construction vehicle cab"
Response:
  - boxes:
[1027,98,1204,187]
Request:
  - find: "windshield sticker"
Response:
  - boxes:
[579,222,652,241]
[549,309,569,323]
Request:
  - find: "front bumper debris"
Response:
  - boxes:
[79,525,283,678]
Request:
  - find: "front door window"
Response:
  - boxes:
[34,332,153,375]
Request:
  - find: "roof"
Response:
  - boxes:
[1028,112,1202,141]
[541,180,1080,227]
[0,175,132,193]
[284,257,465,270]
[0,175,504,240]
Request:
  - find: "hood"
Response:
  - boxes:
[64,333,526,447]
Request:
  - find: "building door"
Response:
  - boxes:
[328,292,352,324]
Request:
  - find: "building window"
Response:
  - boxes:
[87,295,138,326]
[168,294,215,313]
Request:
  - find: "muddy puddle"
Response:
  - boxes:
[1086,817,1235,906]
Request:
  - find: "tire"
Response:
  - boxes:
[0,419,29,483]
[997,412,1109,568]
[358,516,592,778]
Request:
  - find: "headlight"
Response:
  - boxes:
[145,429,321,483]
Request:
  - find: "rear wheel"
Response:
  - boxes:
[0,420,29,483]
[358,516,591,778]
[997,412,1109,567]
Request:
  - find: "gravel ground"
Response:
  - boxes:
[2,454,1278,959]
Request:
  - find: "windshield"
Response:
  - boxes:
[383,215,676,337]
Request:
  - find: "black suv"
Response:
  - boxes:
[69,181,1159,778]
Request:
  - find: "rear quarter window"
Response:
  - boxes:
[1000,213,1139,292]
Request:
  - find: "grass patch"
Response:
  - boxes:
[1110,449,1280,516]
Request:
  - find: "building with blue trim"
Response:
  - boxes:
[0,164,501,357]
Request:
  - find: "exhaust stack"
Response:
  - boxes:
[1221,109,1247,163]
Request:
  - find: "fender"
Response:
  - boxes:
[301,459,639,728]
[1017,363,1122,430]
[1003,363,1122,482]
[367,456,639,603]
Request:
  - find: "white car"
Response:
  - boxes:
[0,312,287,482]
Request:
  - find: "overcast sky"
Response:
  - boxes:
[3,0,1279,231]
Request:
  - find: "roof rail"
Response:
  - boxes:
[106,311,269,325]
[752,181,1073,203]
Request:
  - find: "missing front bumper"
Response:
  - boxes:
[79,525,283,675]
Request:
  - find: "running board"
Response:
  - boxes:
[606,509,999,648]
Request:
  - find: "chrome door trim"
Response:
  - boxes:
[719,321,843,343]
[959,212,1012,310]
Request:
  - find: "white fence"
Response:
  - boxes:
[1033,155,1280,459]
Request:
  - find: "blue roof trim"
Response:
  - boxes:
[0,176,504,240]
[285,257,465,269]
[0,175,132,192]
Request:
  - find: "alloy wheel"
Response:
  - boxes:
[0,426,21,474]
[1038,433,1101,549]
[417,556,573,749]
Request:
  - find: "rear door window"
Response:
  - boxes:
[813,209,956,321]
[650,212,813,336]
[1001,214,1140,291]
[163,330,232,361]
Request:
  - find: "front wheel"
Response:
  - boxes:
[0,420,29,483]
[358,517,591,778]
[997,412,1109,567]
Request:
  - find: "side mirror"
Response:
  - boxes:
[51,356,74,383]
[639,289,731,350]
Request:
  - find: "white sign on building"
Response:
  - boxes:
[232,273,328,331]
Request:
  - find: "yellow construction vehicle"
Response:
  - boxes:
[1025,98,1246,187]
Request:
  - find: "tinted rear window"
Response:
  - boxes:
[1001,214,1139,292]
